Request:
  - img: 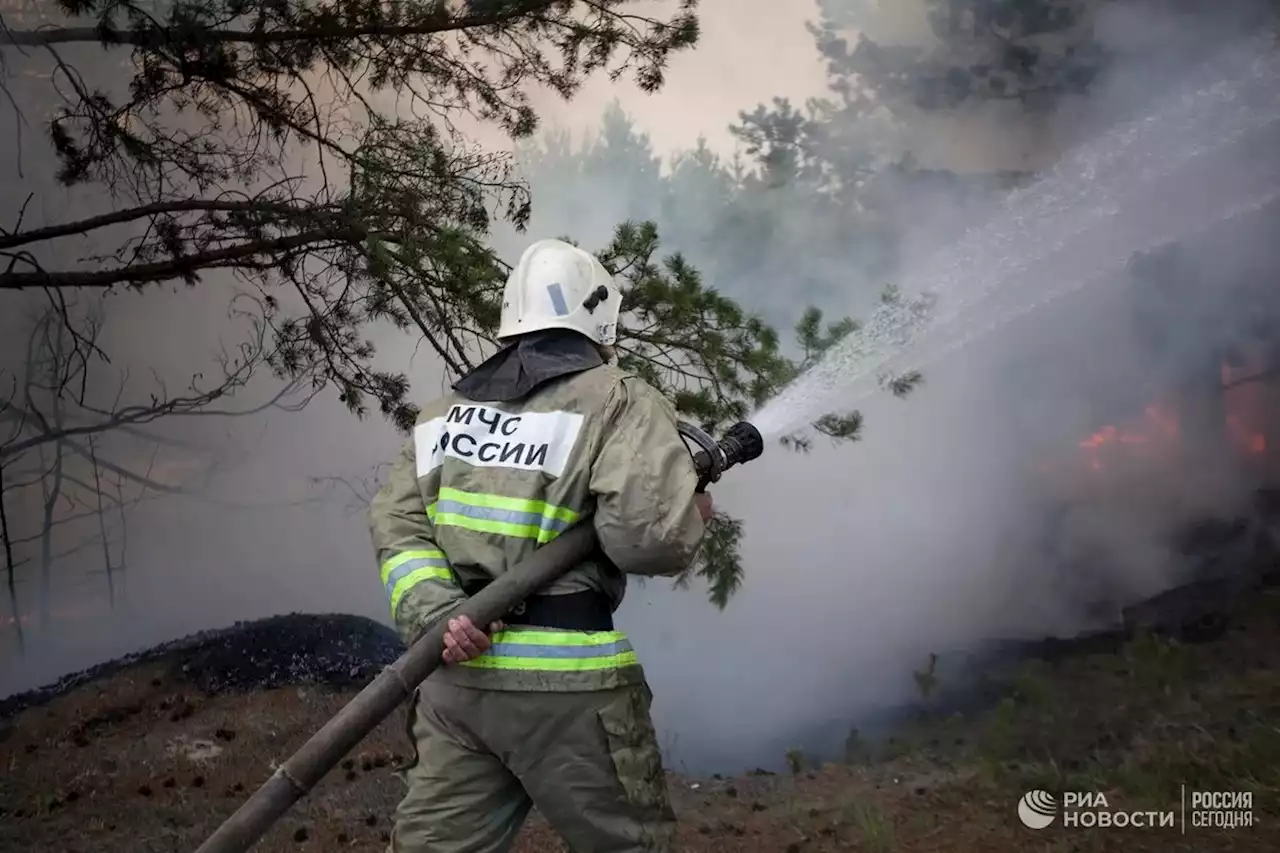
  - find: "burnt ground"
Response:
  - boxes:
[3,522,1280,853]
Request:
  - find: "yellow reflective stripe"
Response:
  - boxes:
[458,629,638,671]
[427,488,580,543]
[429,512,564,543]
[380,549,448,585]
[388,567,453,616]
[489,629,627,646]
[437,487,579,524]
[457,651,639,671]
[380,549,454,617]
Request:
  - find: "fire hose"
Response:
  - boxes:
[194,420,765,853]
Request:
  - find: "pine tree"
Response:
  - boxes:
[827,0,1109,113]
[0,0,701,431]
[1,1,903,608]
[822,0,1278,116]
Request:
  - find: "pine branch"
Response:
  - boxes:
[1,229,366,289]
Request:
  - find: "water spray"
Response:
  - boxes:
[194,421,765,853]
[752,34,1280,439]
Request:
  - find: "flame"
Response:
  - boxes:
[1072,348,1274,474]
[1077,404,1181,471]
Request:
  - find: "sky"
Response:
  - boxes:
[463,0,1048,172]
[525,0,830,156]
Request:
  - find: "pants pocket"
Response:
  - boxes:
[595,686,675,821]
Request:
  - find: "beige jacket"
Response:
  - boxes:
[368,358,705,691]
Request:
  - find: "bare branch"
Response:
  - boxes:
[0,295,317,621]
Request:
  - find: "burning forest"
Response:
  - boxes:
[4,0,1280,850]
[986,199,1280,666]
[1059,344,1276,489]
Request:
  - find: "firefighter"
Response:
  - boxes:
[368,238,713,853]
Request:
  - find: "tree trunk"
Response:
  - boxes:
[0,461,24,655]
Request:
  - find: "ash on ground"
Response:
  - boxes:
[0,613,405,719]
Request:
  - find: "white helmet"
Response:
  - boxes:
[497,239,621,346]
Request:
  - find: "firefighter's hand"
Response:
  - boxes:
[695,491,714,522]
[441,615,504,665]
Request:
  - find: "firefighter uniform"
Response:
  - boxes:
[368,240,707,853]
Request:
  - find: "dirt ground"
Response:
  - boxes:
[3,589,1279,852]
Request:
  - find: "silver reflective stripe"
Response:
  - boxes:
[434,500,573,534]
[384,556,451,599]
[546,282,570,316]
[484,640,634,659]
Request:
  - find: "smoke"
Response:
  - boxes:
[4,0,1280,782]
[491,0,1280,772]
[0,58,436,692]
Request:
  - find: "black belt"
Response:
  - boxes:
[462,581,613,632]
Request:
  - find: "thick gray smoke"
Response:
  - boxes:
[3,0,1280,779]
[487,0,1280,771]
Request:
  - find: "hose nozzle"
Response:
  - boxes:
[677,420,765,492]
[718,421,764,470]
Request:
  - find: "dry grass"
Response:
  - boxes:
[3,590,1280,852]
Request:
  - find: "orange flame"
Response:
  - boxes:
[1077,404,1181,471]
[1074,352,1273,472]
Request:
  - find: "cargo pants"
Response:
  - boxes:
[389,678,677,853]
